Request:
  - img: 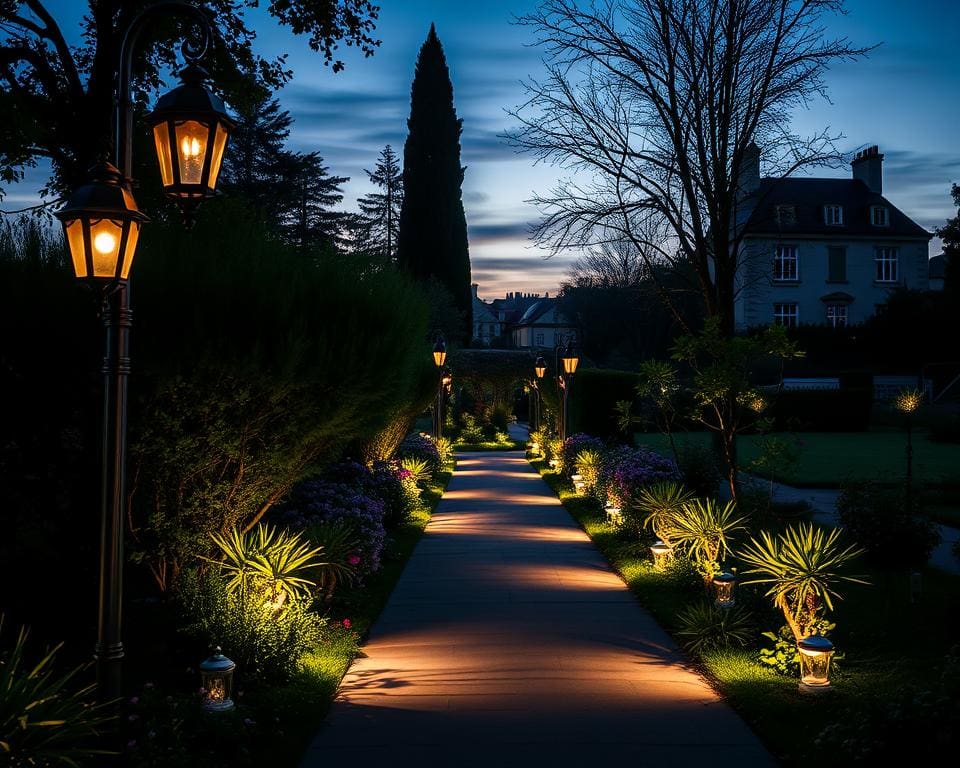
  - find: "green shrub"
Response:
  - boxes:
[676,602,754,655]
[0,618,114,765]
[179,569,325,683]
[434,437,454,464]
[837,481,940,569]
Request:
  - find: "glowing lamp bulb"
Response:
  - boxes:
[182,136,202,157]
[93,232,116,254]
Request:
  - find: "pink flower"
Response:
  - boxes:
[348,555,361,566]
[127,740,137,750]
[342,618,352,629]
[129,696,139,705]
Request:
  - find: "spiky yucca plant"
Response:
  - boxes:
[0,618,114,764]
[634,481,695,546]
[676,602,754,655]
[208,524,324,607]
[665,498,747,583]
[737,522,867,642]
[307,520,361,603]
[574,449,601,491]
[400,456,433,486]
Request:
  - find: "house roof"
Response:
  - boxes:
[928,253,946,279]
[517,299,555,325]
[473,297,498,323]
[743,178,931,239]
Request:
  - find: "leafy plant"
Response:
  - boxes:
[305,520,360,603]
[400,456,433,486]
[434,436,454,464]
[665,498,746,583]
[633,481,694,546]
[737,522,867,642]
[676,602,754,655]
[573,449,602,493]
[207,524,323,607]
[0,618,114,764]
[179,570,325,682]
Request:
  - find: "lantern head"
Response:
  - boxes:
[145,64,235,226]
[534,356,547,379]
[55,162,149,282]
[432,338,447,368]
[561,340,580,375]
[199,647,236,712]
[712,571,737,608]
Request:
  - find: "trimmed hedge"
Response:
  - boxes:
[566,368,641,440]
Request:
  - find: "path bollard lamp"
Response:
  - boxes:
[797,635,835,694]
[712,571,737,607]
[650,540,672,571]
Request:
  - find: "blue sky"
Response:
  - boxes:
[6,0,959,298]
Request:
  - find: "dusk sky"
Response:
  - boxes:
[7,0,960,299]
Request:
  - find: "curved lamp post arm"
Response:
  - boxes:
[117,0,215,177]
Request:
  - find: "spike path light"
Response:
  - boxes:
[54,1,233,699]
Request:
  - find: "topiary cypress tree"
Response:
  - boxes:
[397,23,472,344]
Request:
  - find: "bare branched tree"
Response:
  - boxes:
[510,0,870,335]
[567,227,653,289]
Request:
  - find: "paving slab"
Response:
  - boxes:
[301,450,776,767]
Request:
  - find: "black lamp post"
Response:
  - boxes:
[432,336,448,440]
[533,355,547,433]
[556,337,580,442]
[54,1,233,699]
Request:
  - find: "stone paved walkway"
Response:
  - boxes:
[301,451,776,767]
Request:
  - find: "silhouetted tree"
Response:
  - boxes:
[357,145,403,262]
[936,183,960,296]
[397,24,472,343]
[0,1,381,198]
[274,151,350,252]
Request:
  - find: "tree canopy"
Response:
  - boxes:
[357,145,403,263]
[511,0,869,335]
[0,0,380,197]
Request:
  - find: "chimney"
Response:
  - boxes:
[851,145,883,194]
[471,283,479,299]
[738,142,761,198]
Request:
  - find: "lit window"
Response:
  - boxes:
[775,205,796,225]
[874,247,899,282]
[871,206,889,226]
[824,205,844,225]
[774,245,798,281]
[773,303,799,328]
[826,303,848,328]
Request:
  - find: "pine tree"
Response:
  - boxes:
[357,145,403,262]
[221,94,293,213]
[396,24,472,343]
[273,151,350,252]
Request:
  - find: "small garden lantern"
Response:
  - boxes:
[571,473,586,493]
[145,64,235,224]
[605,502,623,527]
[55,162,149,282]
[560,340,580,376]
[432,337,447,368]
[650,540,672,571]
[797,635,835,694]
[199,647,236,712]
[534,356,547,379]
[712,571,737,607]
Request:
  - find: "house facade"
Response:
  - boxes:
[510,298,578,349]
[736,145,932,330]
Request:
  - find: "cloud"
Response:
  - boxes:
[468,221,535,243]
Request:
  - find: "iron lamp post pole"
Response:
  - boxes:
[96,1,215,699]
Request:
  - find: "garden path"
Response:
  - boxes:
[301,449,775,767]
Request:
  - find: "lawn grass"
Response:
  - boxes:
[531,457,960,765]
[257,462,455,766]
[452,440,526,451]
[635,429,960,487]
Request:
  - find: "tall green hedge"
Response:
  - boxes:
[566,368,640,440]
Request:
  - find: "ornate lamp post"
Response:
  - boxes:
[54,1,233,699]
[533,355,547,433]
[557,337,580,442]
[432,336,447,440]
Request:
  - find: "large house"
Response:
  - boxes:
[736,145,932,330]
[510,297,578,350]
[471,286,544,346]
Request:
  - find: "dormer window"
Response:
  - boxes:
[824,205,843,225]
[775,205,796,225]
[871,205,889,226]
